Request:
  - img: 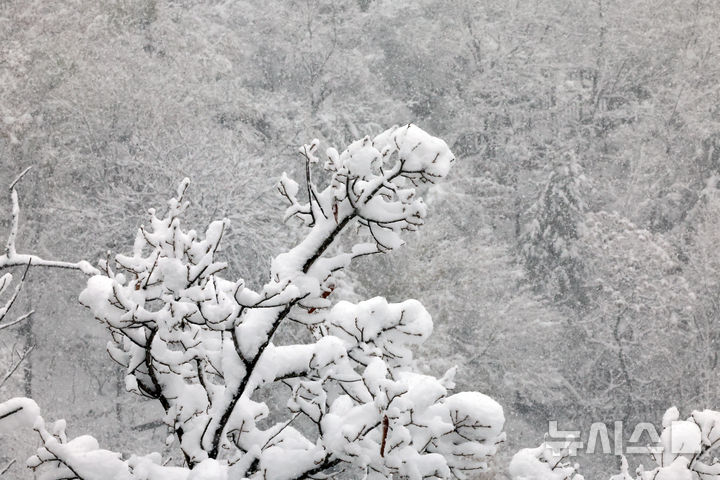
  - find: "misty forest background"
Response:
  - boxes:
[1,0,720,477]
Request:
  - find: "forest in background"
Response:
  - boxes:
[1,0,720,477]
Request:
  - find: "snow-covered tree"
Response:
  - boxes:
[519,156,587,305]
[0,171,33,394]
[569,212,694,420]
[0,167,97,390]
[518,407,720,480]
[0,263,32,395]
[607,409,720,480]
[677,176,720,407]
[0,125,505,480]
[0,167,98,474]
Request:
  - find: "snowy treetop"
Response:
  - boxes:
[1,126,504,480]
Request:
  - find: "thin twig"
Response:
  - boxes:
[0,459,16,476]
[0,310,33,331]
[8,166,32,193]
[0,345,34,390]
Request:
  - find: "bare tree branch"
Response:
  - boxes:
[0,345,34,390]
[0,459,15,476]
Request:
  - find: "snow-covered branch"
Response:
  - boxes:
[516,407,720,480]
[0,167,99,275]
[509,440,584,480]
[2,125,507,479]
[0,168,100,396]
[0,251,33,392]
[619,407,720,480]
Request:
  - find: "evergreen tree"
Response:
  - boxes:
[519,155,587,306]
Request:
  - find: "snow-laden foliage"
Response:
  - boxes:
[617,407,720,480]
[519,157,587,305]
[1,167,96,395]
[0,265,33,393]
[678,176,720,406]
[521,407,720,480]
[570,212,695,418]
[0,125,505,480]
[509,440,584,480]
